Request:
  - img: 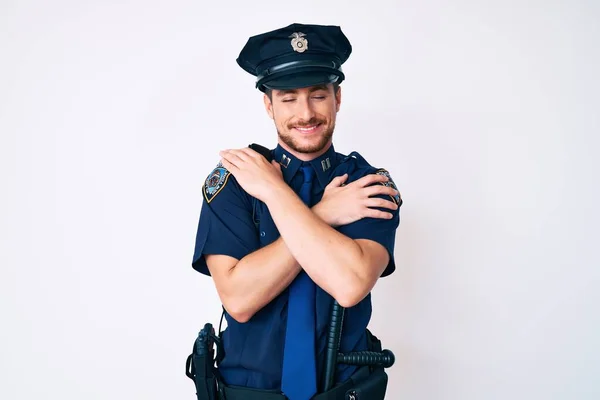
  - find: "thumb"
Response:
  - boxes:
[271,159,282,173]
[327,173,348,188]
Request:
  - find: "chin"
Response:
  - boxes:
[293,139,330,154]
[278,127,333,155]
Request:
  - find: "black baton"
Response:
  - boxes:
[321,299,396,393]
[323,300,345,392]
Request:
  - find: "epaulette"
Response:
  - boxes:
[341,151,369,166]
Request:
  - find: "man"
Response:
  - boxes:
[192,23,401,400]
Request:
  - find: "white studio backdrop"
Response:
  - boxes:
[1,1,599,399]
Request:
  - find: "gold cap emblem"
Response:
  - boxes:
[289,32,308,53]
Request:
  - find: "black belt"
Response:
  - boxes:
[219,383,284,400]
[218,366,371,400]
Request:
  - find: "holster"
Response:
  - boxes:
[312,329,389,400]
[312,367,388,400]
[186,323,219,400]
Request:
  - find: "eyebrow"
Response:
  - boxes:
[275,85,329,97]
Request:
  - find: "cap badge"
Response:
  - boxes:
[289,32,308,53]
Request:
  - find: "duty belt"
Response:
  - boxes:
[186,301,395,400]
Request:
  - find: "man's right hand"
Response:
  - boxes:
[312,173,400,227]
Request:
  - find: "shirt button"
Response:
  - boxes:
[260,231,266,237]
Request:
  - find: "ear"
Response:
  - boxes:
[264,93,274,119]
[335,85,342,112]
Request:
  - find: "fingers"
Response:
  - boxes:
[353,173,389,187]
[219,149,249,168]
[219,157,238,174]
[238,147,262,159]
[365,197,399,211]
[362,208,394,219]
[364,184,399,198]
[271,160,283,176]
[326,173,348,188]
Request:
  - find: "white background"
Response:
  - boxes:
[1,1,599,399]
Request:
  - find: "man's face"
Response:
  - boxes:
[264,83,341,159]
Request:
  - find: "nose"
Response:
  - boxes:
[297,97,316,122]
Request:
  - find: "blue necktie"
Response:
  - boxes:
[281,165,317,400]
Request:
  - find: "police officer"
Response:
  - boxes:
[192,23,402,400]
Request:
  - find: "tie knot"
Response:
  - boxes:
[301,165,315,183]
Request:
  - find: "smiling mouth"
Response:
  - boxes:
[293,124,322,133]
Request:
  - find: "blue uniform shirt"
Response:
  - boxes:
[192,143,401,390]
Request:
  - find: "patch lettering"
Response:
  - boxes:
[376,169,401,206]
[203,163,231,203]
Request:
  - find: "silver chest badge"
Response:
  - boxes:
[289,32,308,53]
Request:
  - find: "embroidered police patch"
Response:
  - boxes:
[376,169,402,206]
[203,163,231,203]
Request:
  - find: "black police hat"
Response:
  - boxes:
[236,23,352,92]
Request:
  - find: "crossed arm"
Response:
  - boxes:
[205,148,399,323]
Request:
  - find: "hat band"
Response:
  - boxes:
[256,59,341,82]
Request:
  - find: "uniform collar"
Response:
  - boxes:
[273,143,338,188]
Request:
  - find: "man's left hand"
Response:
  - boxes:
[219,148,284,202]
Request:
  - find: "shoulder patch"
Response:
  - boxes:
[375,169,402,206]
[203,162,231,203]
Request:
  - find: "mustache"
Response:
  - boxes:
[288,118,325,129]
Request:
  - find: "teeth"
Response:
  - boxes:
[296,125,317,131]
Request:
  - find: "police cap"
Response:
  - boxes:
[236,23,352,92]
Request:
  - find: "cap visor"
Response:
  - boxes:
[262,71,340,90]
